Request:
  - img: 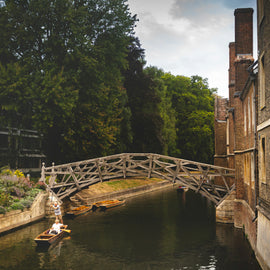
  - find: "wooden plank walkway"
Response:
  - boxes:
[40,153,235,206]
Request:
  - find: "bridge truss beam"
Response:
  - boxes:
[40,153,235,206]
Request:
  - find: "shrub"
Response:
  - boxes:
[35,181,46,190]
[21,199,32,208]
[0,192,12,207]
[10,202,24,211]
[0,206,6,214]
[14,169,25,178]
[9,186,25,198]
[26,188,40,199]
[0,167,12,176]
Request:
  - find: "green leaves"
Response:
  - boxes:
[0,0,215,164]
[161,74,215,163]
[0,0,137,162]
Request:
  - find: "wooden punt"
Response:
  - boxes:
[34,225,68,246]
[177,186,189,192]
[92,199,125,211]
[66,205,91,217]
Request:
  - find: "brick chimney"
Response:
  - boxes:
[234,8,253,56]
[234,8,254,94]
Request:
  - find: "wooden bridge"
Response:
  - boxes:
[40,153,235,206]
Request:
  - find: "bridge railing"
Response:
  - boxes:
[40,153,235,205]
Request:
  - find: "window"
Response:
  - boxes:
[248,97,251,133]
[244,104,247,135]
[261,137,266,183]
[259,53,266,109]
[251,152,255,183]
[252,90,255,132]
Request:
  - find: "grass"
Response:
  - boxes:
[81,177,164,197]
[105,178,163,190]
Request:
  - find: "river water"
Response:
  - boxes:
[0,186,261,270]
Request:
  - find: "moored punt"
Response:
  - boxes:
[66,205,92,217]
[92,199,125,211]
[177,186,189,192]
[34,225,68,246]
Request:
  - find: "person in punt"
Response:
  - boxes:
[48,219,66,235]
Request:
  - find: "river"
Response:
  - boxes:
[0,186,261,270]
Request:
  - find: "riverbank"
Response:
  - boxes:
[0,177,174,233]
[0,192,47,235]
[62,178,174,213]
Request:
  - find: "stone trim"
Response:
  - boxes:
[257,118,270,131]
[257,205,270,221]
[234,147,256,154]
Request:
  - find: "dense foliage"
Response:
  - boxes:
[0,168,44,214]
[0,0,216,165]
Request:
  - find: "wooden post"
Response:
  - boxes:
[40,162,45,182]
[173,161,180,183]
[69,166,81,191]
[123,155,127,179]
[148,154,153,178]
[96,159,103,182]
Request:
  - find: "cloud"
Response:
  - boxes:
[170,0,227,23]
[221,0,255,9]
[127,0,256,98]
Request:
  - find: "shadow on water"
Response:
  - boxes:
[0,186,261,270]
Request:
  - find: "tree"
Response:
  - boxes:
[124,38,164,153]
[161,73,216,163]
[0,0,137,162]
[144,66,178,156]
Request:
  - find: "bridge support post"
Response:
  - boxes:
[216,190,236,223]
[123,155,127,179]
[148,155,153,178]
[96,160,103,182]
[40,162,45,182]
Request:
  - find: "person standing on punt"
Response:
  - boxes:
[51,201,63,224]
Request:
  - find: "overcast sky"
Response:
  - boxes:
[127,0,257,98]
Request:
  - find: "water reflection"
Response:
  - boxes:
[0,187,261,270]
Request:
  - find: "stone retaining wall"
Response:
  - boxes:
[0,181,174,233]
[81,180,173,205]
[62,180,173,212]
[0,192,48,234]
[216,191,236,223]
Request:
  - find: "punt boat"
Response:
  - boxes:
[66,205,92,217]
[92,199,125,211]
[34,225,68,246]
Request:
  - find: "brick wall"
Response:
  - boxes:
[234,199,257,250]
[214,97,227,166]
[228,42,236,105]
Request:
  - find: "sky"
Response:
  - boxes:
[127,0,257,98]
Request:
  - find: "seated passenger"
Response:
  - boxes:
[49,219,63,234]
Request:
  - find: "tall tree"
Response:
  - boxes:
[0,0,137,162]
[144,66,178,156]
[162,73,216,163]
[124,38,164,153]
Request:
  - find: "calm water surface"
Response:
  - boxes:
[0,187,261,270]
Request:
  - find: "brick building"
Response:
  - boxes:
[256,0,270,269]
[214,3,270,268]
[214,8,258,250]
